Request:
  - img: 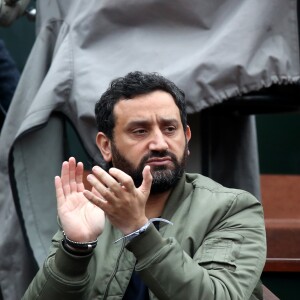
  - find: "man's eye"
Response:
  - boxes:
[132,129,147,135]
[165,126,176,133]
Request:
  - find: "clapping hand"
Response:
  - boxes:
[83,164,152,235]
[55,157,105,242]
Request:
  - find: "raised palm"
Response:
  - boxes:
[55,157,105,242]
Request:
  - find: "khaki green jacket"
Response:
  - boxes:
[23,173,266,300]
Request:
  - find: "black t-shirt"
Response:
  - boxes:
[123,271,150,300]
[123,222,160,300]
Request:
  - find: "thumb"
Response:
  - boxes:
[139,165,152,195]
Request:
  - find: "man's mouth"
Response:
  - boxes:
[146,157,172,166]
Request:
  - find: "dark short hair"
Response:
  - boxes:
[95,71,187,139]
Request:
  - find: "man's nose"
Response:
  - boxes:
[149,130,169,151]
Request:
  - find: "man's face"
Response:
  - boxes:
[99,90,191,193]
[110,138,188,193]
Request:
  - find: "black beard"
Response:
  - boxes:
[110,143,188,194]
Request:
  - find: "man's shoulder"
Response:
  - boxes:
[185,173,259,206]
[182,173,263,233]
[185,173,223,190]
[185,173,236,193]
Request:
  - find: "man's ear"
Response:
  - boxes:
[186,125,191,156]
[186,125,191,142]
[96,132,112,162]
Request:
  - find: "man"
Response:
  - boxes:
[23,71,266,299]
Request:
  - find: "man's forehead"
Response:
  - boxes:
[115,91,176,108]
[125,116,180,126]
[115,95,179,117]
[112,93,181,131]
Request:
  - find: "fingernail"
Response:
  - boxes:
[92,166,101,172]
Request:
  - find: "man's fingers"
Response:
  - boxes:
[83,189,107,208]
[60,161,71,195]
[91,165,152,197]
[108,167,135,193]
[140,165,152,194]
[91,186,102,198]
[87,174,120,205]
[68,157,78,193]
[92,166,115,187]
[90,166,126,198]
[55,176,66,207]
[60,157,85,194]
[75,161,85,191]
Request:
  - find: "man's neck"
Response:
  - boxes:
[145,190,171,219]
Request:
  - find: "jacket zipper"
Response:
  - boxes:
[103,239,126,299]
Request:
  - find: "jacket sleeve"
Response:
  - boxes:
[22,231,93,300]
[126,192,266,300]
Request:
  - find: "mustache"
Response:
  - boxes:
[140,150,177,165]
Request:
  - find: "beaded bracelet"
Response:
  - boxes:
[63,231,98,250]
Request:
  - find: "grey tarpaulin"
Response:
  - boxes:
[0,0,299,299]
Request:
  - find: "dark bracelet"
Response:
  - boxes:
[63,231,98,250]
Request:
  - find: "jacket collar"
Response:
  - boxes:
[161,173,193,224]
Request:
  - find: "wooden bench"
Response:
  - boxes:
[261,174,300,272]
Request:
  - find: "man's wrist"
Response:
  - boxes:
[62,239,94,256]
[62,231,98,255]
[119,221,152,244]
[114,218,173,244]
[121,217,149,236]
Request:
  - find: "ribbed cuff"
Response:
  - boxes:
[53,241,94,278]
